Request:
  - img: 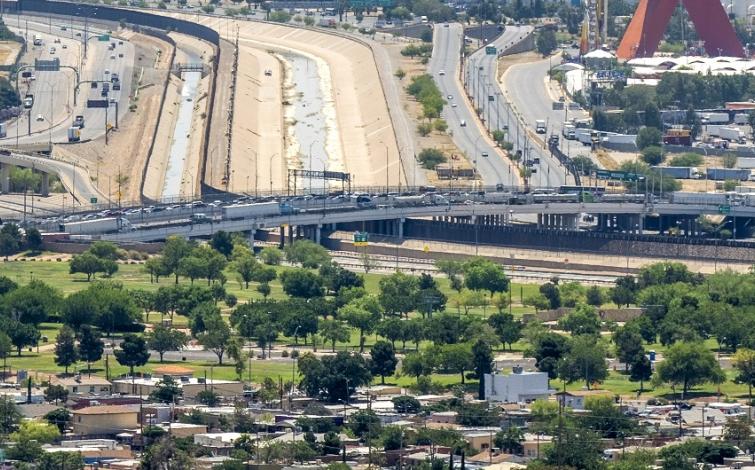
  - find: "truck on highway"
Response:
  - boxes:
[562,123,576,140]
[717,126,746,143]
[535,120,547,134]
[698,112,730,124]
[670,191,734,205]
[706,167,751,181]
[23,94,33,109]
[67,127,81,142]
[318,18,336,27]
[61,217,132,235]
[651,166,702,179]
[222,201,283,219]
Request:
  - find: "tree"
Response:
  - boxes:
[378,272,419,317]
[149,376,183,403]
[141,436,195,470]
[655,342,725,398]
[196,389,221,406]
[0,331,10,376]
[144,256,171,283]
[582,396,635,438]
[558,335,608,389]
[530,332,570,379]
[377,317,405,348]
[178,256,206,284]
[392,395,421,414]
[488,312,521,350]
[641,145,664,165]
[536,28,557,55]
[339,296,381,352]
[318,319,350,352]
[472,339,493,399]
[463,258,509,297]
[297,351,372,402]
[613,324,645,370]
[722,153,738,169]
[370,340,398,384]
[539,282,561,309]
[585,285,605,306]
[558,305,601,336]
[44,408,71,433]
[114,333,150,377]
[0,395,21,433]
[6,321,40,355]
[162,236,193,284]
[44,385,69,405]
[284,240,330,268]
[280,269,324,298]
[0,232,18,260]
[7,280,62,325]
[233,254,259,289]
[733,348,755,400]
[259,246,282,265]
[69,252,108,281]
[38,452,84,470]
[494,427,524,454]
[210,231,234,258]
[319,262,363,294]
[402,351,433,381]
[417,148,446,168]
[636,126,662,150]
[25,227,42,252]
[438,343,473,383]
[723,416,752,447]
[629,353,653,394]
[198,315,232,364]
[54,326,78,375]
[148,325,188,362]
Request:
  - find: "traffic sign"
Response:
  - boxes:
[90,197,97,204]
[353,231,369,247]
[98,34,110,41]
[594,169,645,182]
[719,205,731,214]
[485,46,497,55]
[34,58,60,71]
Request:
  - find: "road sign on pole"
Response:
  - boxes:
[485,46,497,55]
[353,232,369,247]
[719,205,731,214]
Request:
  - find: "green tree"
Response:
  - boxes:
[6,320,40,356]
[585,285,605,306]
[69,253,110,281]
[284,240,330,268]
[613,324,645,370]
[494,427,523,454]
[280,269,325,298]
[641,145,664,165]
[392,395,421,414]
[0,395,21,433]
[438,343,473,383]
[141,436,195,469]
[44,384,69,405]
[378,272,419,317]
[722,153,738,169]
[539,282,561,309]
[370,340,398,384]
[558,305,601,336]
[7,280,61,325]
[402,351,433,381]
[636,126,662,150]
[44,408,71,433]
[148,325,188,362]
[0,331,10,376]
[339,296,381,352]
[210,231,234,258]
[655,341,725,398]
[149,375,183,403]
[25,227,42,252]
[530,332,570,380]
[472,339,493,399]
[298,351,372,402]
[38,452,84,470]
[259,246,282,265]
[114,333,150,377]
[319,319,350,352]
[463,258,509,297]
[629,353,652,394]
[558,335,608,389]
[536,28,557,55]
[417,148,447,169]
[54,325,78,375]
[198,315,232,364]
[162,236,193,284]
[733,348,755,400]
[670,152,703,167]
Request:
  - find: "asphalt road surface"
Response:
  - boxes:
[429,23,518,187]
[1,15,134,146]
[466,27,569,188]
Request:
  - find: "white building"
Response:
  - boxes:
[483,368,551,403]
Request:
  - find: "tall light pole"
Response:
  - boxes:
[308,140,318,194]
[270,152,278,193]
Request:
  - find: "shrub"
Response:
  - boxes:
[722,153,738,169]
[636,127,662,150]
[417,123,432,136]
[640,146,664,165]
[433,119,448,133]
[669,152,703,167]
[417,148,447,169]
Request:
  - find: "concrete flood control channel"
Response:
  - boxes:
[282,51,341,193]
[161,67,201,198]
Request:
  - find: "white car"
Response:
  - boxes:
[36,114,44,122]
[49,47,56,54]
[439,70,445,75]
[460,120,466,126]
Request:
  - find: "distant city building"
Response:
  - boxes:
[72,405,141,435]
[555,390,613,410]
[483,368,551,403]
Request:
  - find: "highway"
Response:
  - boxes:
[429,23,518,186]
[502,53,589,160]
[1,15,134,146]
[465,27,570,188]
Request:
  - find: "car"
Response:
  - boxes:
[36,114,44,122]
[438,70,445,75]
[447,95,453,100]
[54,38,60,43]
[481,152,489,158]
[75,32,81,37]
[60,25,67,31]
[110,97,116,103]
[264,69,272,76]
[460,120,466,126]
[104,69,110,75]
[62,44,67,49]
[49,47,56,54]
[451,103,457,107]
[443,23,449,27]
[110,54,115,60]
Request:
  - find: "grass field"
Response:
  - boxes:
[1,258,748,400]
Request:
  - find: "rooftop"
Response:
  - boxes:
[152,365,195,376]
[72,405,141,415]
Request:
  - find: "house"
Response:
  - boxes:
[72,405,141,435]
[50,375,112,396]
[555,390,613,410]
[521,433,553,460]
[42,439,134,462]
[111,376,244,399]
[155,422,207,438]
[428,411,458,425]
[484,368,551,403]
[193,432,245,455]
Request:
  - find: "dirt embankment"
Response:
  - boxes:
[54,31,173,204]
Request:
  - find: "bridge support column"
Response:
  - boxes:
[278,225,286,249]
[397,218,404,240]
[315,224,322,244]
[537,214,543,229]
[40,173,49,197]
[248,229,257,248]
[0,163,9,193]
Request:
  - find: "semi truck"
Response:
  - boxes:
[221,201,285,219]
[652,166,702,179]
[670,192,733,205]
[698,112,730,124]
[707,125,746,143]
[61,217,132,234]
[706,167,751,181]
[562,123,576,140]
[535,120,547,134]
[67,127,81,142]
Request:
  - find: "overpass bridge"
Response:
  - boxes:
[94,200,755,243]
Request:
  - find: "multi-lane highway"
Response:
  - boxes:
[502,53,589,160]
[465,27,571,187]
[1,16,134,146]
[429,23,518,186]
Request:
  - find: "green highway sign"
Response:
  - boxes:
[98,34,111,41]
[485,46,497,55]
[719,205,731,214]
[90,197,98,204]
[353,231,369,247]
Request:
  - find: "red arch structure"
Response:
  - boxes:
[616,0,744,59]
